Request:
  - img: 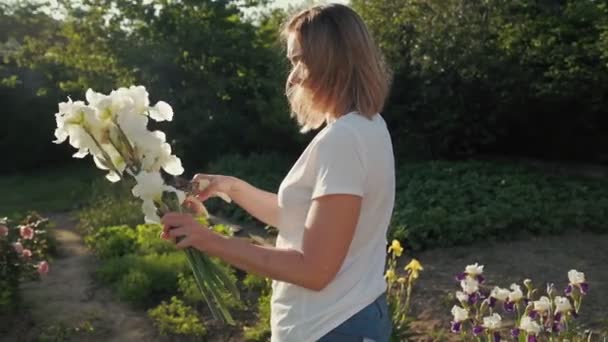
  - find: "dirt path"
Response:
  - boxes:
[5,213,167,342]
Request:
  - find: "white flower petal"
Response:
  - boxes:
[465,263,484,276]
[132,171,165,200]
[106,171,121,183]
[451,305,468,322]
[456,291,469,303]
[533,296,552,313]
[149,101,173,122]
[460,277,479,295]
[482,313,502,330]
[93,155,109,170]
[520,316,541,334]
[162,155,184,176]
[73,149,89,158]
[554,296,572,314]
[568,270,585,284]
[142,199,160,224]
[53,126,68,144]
[491,287,510,301]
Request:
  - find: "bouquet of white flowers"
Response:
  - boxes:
[53,85,238,324]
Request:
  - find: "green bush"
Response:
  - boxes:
[391,161,608,250]
[148,296,206,337]
[243,292,271,342]
[96,252,188,306]
[242,274,272,341]
[84,225,137,259]
[353,0,608,162]
[135,224,175,255]
[205,153,292,225]
[0,213,53,315]
[117,270,152,306]
[242,273,270,294]
[77,179,142,235]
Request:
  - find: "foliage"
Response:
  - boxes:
[84,225,137,259]
[95,252,188,306]
[0,213,52,314]
[242,273,271,294]
[391,161,608,250]
[0,164,97,217]
[243,292,272,342]
[77,179,142,234]
[352,0,608,162]
[148,296,207,337]
[0,2,70,172]
[37,319,96,342]
[135,224,175,255]
[3,0,301,173]
[242,273,272,341]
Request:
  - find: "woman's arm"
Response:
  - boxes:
[193,174,280,228]
[163,194,361,291]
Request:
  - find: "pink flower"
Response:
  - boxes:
[37,261,49,275]
[22,249,32,258]
[0,225,8,237]
[12,242,23,254]
[20,226,35,240]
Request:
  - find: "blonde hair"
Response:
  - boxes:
[281,3,391,132]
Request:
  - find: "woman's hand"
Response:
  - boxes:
[192,174,240,202]
[161,212,220,250]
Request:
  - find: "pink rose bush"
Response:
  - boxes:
[0,213,52,313]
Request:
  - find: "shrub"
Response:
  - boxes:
[242,273,270,294]
[243,292,271,342]
[77,179,142,234]
[391,161,608,250]
[117,269,152,306]
[84,225,137,259]
[148,296,206,337]
[135,224,174,255]
[243,274,272,342]
[0,213,52,314]
[96,252,188,306]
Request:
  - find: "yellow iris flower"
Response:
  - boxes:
[387,239,404,257]
[405,259,424,279]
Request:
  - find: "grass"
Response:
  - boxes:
[0,162,100,217]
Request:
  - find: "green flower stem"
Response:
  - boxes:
[159,194,237,325]
[113,120,141,172]
[83,126,122,178]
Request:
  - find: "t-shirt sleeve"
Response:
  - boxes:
[310,125,367,199]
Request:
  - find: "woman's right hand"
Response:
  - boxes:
[191,174,240,202]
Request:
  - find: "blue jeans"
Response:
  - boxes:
[317,293,392,342]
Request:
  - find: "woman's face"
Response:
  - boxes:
[286,33,306,88]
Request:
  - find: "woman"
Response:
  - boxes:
[161,4,394,342]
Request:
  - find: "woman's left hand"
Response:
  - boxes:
[161,212,217,250]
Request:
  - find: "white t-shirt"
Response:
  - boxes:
[271,112,396,342]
